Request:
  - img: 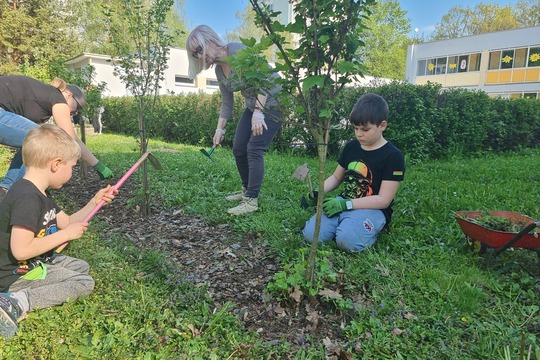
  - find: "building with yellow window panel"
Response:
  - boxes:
[405,26,540,100]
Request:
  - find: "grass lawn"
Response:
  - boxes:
[1,133,539,359]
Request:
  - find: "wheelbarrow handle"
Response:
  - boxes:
[493,221,540,257]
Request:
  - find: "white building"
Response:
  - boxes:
[65,0,392,97]
[65,48,220,97]
[405,26,540,99]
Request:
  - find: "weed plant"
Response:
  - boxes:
[0,136,539,359]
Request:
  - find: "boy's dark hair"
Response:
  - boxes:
[349,93,389,126]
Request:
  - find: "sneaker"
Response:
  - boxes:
[0,293,21,340]
[225,187,247,202]
[227,196,258,215]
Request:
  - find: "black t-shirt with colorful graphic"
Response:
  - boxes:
[337,140,405,224]
[0,75,67,123]
[0,179,61,291]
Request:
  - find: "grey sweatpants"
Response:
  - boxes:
[232,108,282,198]
[8,255,95,311]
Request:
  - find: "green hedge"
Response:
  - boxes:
[101,83,540,162]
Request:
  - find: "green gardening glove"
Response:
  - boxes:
[94,161,114,180]
[323,198,353,217]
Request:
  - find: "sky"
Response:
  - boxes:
[184,0,523,38]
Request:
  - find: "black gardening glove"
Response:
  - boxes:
[300,190,319,210]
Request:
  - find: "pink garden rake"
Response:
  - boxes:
[56,151,162,253]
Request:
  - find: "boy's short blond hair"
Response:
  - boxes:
[22,124,81,168]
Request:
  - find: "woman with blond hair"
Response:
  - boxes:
[0,75,114,199]
[186,25,282,215]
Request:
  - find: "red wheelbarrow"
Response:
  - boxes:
[455,211,540,257]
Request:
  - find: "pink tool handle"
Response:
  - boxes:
[56,152,149,253]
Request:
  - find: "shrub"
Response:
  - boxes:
[100,83,540,161]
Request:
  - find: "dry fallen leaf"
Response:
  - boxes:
[318,288,343,299]
[274,304,286,316]
[188,323,200,337]
[391,327,404,336]
[289,285,303,303]
[323,337,342,356]
[374,264,390,277]
[404,311,418,320]
[305,304,320,327]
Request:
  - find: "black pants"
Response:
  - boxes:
[232,108,282,198]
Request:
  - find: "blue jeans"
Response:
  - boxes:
[0,110,38,189]
[302,201,386,252]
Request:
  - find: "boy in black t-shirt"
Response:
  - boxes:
[0,124,117,340]
[302,93,405,252]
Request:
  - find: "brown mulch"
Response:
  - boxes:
[59,164,352,353]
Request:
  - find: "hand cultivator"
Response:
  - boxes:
[292,163,313,197]
[199,147,216,161]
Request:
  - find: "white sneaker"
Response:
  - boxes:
[225,187,247,201]
[227,196,258,215]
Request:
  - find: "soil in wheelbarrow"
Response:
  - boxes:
[56,164,356,354]
[465,213,530,233]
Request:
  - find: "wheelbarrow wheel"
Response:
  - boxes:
[467,238,488,254]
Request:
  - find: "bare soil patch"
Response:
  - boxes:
[60,165,352,354]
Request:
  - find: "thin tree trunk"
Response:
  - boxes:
[138,99,150,216]
[305,128,329,285]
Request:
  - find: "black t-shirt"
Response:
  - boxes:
[0,75,67,123]
[337,140,405,224]
[0,179,61,291]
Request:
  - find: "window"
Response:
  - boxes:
[435,57,447,74]
[426,59,436,75]
[489,51,501,70]
[458,55,469,72]
[417,52,482,76]
[523,93,538,100]
[175,75,194,85]
[528,47,540,67]
[447,56,458,74]
[469,53,481,71]
[500,49,514,69]
[417,59,427,76]
[206,79,219,87]
[514,48,527,68]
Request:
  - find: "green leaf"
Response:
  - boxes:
[336,60,358,74]
[239,37,257,48]
[302,76,325,92]
[320,109,332,118]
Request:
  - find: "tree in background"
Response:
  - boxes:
[431,0,539,40]
[0,0,187,76]
[232,0,409,79]
[106,0,176,216]
[235,0,375,285]
[73,0,187,55]
[227,2,292,63]
[227,3,262,42]
[515,0,540,27]
[357,0,411,79]
[0,0,80,76]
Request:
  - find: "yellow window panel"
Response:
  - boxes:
[485,71,499,84]
[525,68,540,82]
[512,69,525,82]
[499,70,512,83]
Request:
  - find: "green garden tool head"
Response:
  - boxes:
[199,147,215,161]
